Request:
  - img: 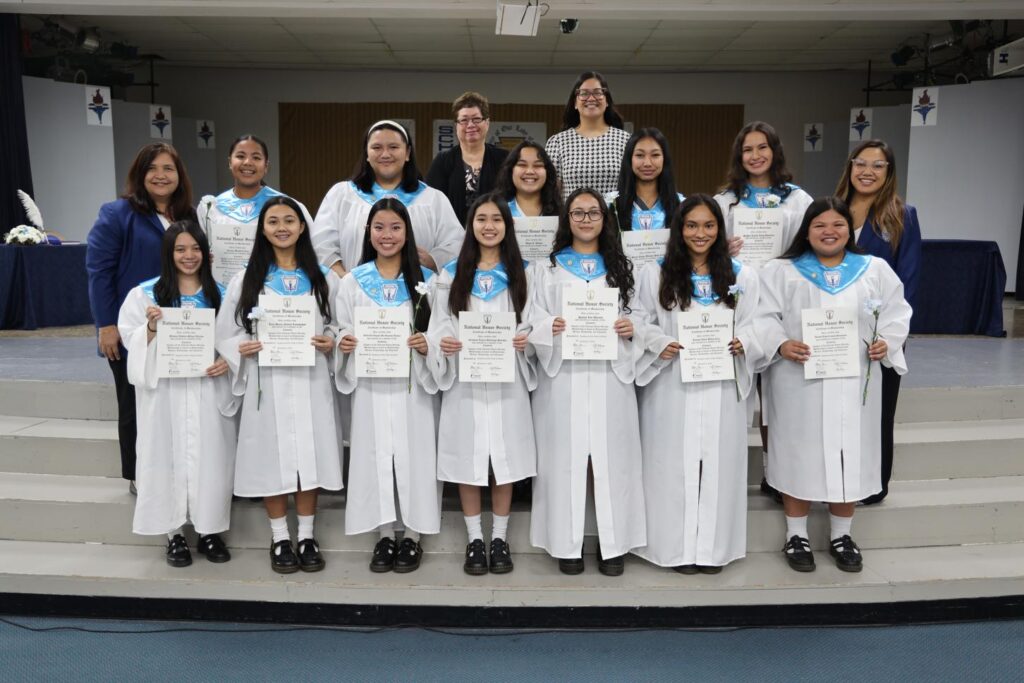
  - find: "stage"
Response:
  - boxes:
[1,334,1023,627]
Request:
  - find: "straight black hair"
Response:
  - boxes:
[154,220,221,311]
[494,140,562,217]
[350,121,422,194]
[560,71,625,131]
[658,195,735,312]
[614,127,680,232]
[780,196,867,260]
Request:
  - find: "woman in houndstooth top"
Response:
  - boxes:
[545,71,630,201]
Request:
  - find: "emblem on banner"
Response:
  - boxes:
[181,301,196,310]
[581,259,596,276]
[824,271,841,288]
[637,213,653,230]
[478,274,494,294]
[283,276,299,293]
[382,284,398,303]
[696,280,712,298]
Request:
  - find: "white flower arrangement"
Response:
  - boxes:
[760,194,781,209]
[409,281,431,392]
[4,225,46,245]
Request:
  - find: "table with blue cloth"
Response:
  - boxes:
[0,244,93,330]
[911,239,1005,337]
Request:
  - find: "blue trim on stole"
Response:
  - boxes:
[443,259,527,301]
[630,193,684,230]
[214,186,283,223]
[792,251,870,295]
[690,259,743,306]
[508,198,523,218]
[554,247,606,282]
[140,275,223,309]
[263,264,328,296]
[352,262,433,307]
[351,181,428,207]
[738,183,800,209]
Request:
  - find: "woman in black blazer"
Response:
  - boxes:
[426,91,509,225]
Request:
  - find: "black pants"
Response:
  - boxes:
[108,356,137,480]
[878,362,902,496]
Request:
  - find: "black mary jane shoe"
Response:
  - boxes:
[489,538,514,574]
[829,535,864,573]
[197,534,231,563]
[464,539,488,576]
[760,477,783,504]
[297,538,326,573]
[393,537,423,573]
[558,557,584,575]
[673,564,699,575]
[783,535,816,572]
[597,548,625,577]
[270,539,300,574]
[697,564,722,575]
[370,537,397,573]
[166,534,192,568]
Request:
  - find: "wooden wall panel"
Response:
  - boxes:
[280,102,743,216]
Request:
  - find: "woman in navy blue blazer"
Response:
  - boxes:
[835,139,922,504]
[86,143,196,489]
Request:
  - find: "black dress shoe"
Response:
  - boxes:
[370,537,397,573]
[760,477,783,504]
[597,547,624,577]
[829,535,864,573]
[558,557,584,575]
[297,538,325,572]
[270,539,299,574]
[393,537,422,573]
[489,538,514,574]
[197,534,231,563]
[166,534,192,568]
[464,538,488,576]
[673,564,699,575]
[697,564,722,575]
[860,490,888,506]
[783,535,816,572]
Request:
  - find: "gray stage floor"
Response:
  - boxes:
[1,335,1023,389]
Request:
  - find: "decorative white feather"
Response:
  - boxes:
[17,190,44,230]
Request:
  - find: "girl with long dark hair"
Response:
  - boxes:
[755,197,911,574]
[494,140,562,219]
[428,193,537,575]
[527,188,645,577]
[334,198,441,575]
[216,196,343,575]
[117,220,236,568]
[610,128,683,231]
[633,195,762,574]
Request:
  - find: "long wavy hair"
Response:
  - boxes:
[358,198,431,332]
[560,71,625,131]
[154,220,221,311]
[234,196,331,334]
[834,139,906,251]
[658,195,735,311]
[123,142,196,221]
[721,121,794,207]
[448,194,528,323]
[549,187,633,311]
[350,121,421,194]
[495,140,562,217]
[614,127,680,232]
[780,196,867,260]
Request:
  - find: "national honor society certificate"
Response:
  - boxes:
[620,229,670,268]
[209,221,257,284]
[354,306,410,378]
[801,307,859,380]
[513,216,559,262]
[458,311,516,383]
[676,309,735,383]
[562,286,619,361]
[732,207,783,268]
[156,307,215,378]
[257,294,316,367]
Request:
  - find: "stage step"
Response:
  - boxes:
[1,538,1021,608]
[1,471,1021,554]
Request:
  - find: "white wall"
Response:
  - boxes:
[22,76,118,242]
[129,66,902,194]
[907,78,1024,291]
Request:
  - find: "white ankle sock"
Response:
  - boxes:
[830,513,853,541]
[379,524,394,540]
[269,515,289,544]
[297,514,315,541]
[785,515,809,544]
[464,514,483,542]
[404,529,420,542]
[167,527,184,541]
[491,513,510,541]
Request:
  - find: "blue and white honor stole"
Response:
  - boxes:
[554,247,607,282]
[263,264,328,296]
[443,259,526,301]
[793,251,870,295]
[214,186,283,223]
[352,181,428,207]
[140,276,224,309]
[507,198,524,218]
[632,194,683,230]
[352,261,433,307]
[690,259,743,306]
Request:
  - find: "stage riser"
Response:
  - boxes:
[0,381,116,421]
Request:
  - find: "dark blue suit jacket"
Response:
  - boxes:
[86,198,165,328]
[857,204,921,310]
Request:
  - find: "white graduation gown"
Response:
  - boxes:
[215,271,344,497]
[527,262,646,559]
[633,263,763,568]
[427,267,539,486]
[714,186,813,258]
[333,273,442,535]
[118,286,238,536]
[311,181,464,272]
[754,256,911,502]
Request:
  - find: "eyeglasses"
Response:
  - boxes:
[852,159,889,171]
[576,88,608,101]
[456,117,486,127]
[569,209,603,222]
